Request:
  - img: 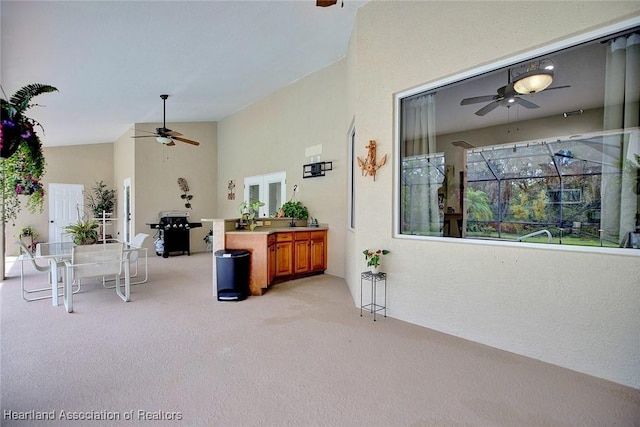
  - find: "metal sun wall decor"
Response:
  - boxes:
[357,140,387,181]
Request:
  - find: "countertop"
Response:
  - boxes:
[225,226,328,235]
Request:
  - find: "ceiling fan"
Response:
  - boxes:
[131,94,200,146]
[460,75,570,117]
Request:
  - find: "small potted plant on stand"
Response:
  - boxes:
[17,226,39,253]
[363,248,390,274]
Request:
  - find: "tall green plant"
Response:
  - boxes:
[87,180,116,217]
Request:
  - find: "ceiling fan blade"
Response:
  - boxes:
[316,0,337,6]
[514,97,539,109]
[131,135,156,138]
[166,140,176,146]
[173,136,200,146]
[132,128,158,135]
[475,101,500,116]
[460,95,498,106]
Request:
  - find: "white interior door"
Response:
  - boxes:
[48,183,84,243]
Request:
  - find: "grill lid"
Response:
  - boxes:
[159,210,190,219]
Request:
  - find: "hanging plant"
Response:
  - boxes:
[1,83,58,225]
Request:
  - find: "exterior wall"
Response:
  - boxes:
[351,1,640,388]
[217,60,349,278]
[8,143,114,255]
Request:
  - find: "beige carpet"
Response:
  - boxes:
[2,252,639,427]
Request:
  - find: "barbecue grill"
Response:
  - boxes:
[148,211,202,258]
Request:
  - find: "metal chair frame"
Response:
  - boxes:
[18,240,79,302]
[64,242,130,313]
[102,233,149,289]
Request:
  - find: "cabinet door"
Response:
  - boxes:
[294,239,310,274]
[275,241,293,277]
[268,243,276,284]
[310,238,325,271]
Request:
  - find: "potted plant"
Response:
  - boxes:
[64,218,99,245]
[280,200,309,220]
[238,200,265,231]
[17,226,39,253]
[363,248,390,274]
[87,180,116,218]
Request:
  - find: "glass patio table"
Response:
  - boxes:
[35,241,140,307]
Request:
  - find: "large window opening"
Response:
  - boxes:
[396,24,640,249]
[244,172,286,218]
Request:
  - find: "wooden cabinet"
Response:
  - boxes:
[310,231,326,271]
[225,229,327,295]
[294,232,311,274]
[293,230,326,274]
[268,234,276,285]
[275,232,293,277]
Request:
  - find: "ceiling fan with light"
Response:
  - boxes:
[131,94,200,146]
[460,60,570,116]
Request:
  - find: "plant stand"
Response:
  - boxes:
[360,271,387,321]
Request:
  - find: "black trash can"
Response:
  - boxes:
[215,249,250,301]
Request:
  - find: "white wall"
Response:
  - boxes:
[350,1,640,389]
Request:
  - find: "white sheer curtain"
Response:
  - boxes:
[402,93,436,157]
[601,33,640,244]
[401,93,440,234]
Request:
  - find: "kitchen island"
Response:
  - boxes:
[202,218,328,297]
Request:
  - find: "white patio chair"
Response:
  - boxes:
[17,240,70,302]
[63,242,130,313]
[102,233,149,289]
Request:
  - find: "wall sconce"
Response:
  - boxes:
[512,59,555,94]
[303,161,333,178]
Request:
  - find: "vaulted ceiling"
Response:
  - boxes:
[1,0,366,147]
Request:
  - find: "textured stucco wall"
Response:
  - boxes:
[350,1,640,388]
